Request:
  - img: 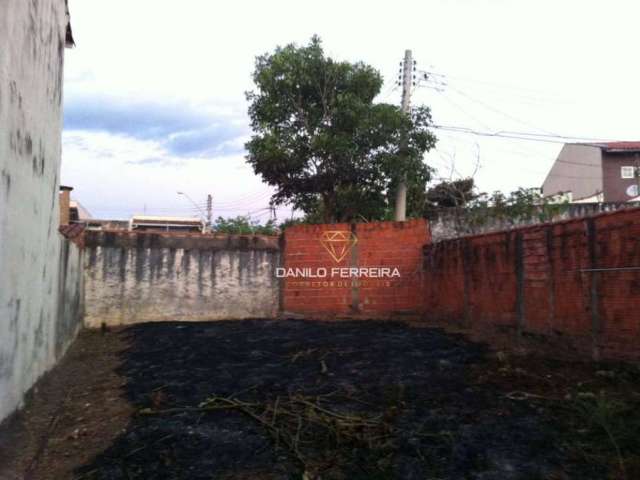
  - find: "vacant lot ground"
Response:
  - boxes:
[1,320,639,479]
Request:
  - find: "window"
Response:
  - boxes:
[621,166,635,179]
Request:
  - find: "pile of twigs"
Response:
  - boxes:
[140,392,397,475]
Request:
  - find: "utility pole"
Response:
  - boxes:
[206,194,213,231]
[394,49,414,221]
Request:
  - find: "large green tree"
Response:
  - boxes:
[245,36,436,223]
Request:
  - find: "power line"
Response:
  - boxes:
[420,69,569,103]
[436,90,492,130]
[554,158,603,169]
[379,78,399,101]
[164,190,274,213]
[174,190,272,209]
[431,124,622,145]
[83,202,277,216]
[415,67,621,145]
[213,191,273,208]
[430,140,602,180]
[432,132,605,172]
[446,85,558,136]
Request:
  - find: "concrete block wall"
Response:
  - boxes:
[429,202,640,241]
[0,0,82,423]
[282,219,428,317]
[83,231,281,327]
[423,208,640,361]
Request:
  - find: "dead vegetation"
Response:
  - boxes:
[477,349,640,480]
[137,390,400,479]
[4,320,640,480]
[559,385,640,478]
[70,320,588,479]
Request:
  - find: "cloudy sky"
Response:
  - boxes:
[61,0,640,221]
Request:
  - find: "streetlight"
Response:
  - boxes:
[177,191,209,231]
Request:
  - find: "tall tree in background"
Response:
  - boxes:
[245,36,436,223]
[423,178,477,218]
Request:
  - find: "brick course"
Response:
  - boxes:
[423,208,640,361]
[282,219,428,317]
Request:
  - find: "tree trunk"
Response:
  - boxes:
[322,192,336,224]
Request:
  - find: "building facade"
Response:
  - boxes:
[542,142,640,202]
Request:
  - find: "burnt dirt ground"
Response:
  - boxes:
[2,320,640,480]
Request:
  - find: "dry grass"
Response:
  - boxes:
[140,391,399,479]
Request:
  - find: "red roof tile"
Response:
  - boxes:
[59,223,85,247]
[589,141,640,151]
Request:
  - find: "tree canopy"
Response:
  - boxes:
[245,36,436,223]
[424,178,478,217]
[213,216,277,235]
[423,178,568,227]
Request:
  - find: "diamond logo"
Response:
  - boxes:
[319,230,358,263]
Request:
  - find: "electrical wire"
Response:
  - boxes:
[421,69,569,103]
[435,90,492,130]
[213,190,273,206]
[431,137,603,181]
[446,85,559,136]
[431,125,622,145]
[414,67,621,145]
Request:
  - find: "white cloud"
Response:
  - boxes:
[62,130,283,219]
[62,0,640,220]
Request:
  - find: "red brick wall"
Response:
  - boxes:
[281,210,639,360]
[423,208,640,361]
[282,219,428,317]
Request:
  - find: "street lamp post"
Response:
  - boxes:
[177,191,210,232]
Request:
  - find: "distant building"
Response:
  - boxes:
[542,142,640,203]
[65,208,207,233]
[59,192,209,233]
[59,185,74,225]
[69,199,92,222]
[129,215,206,233]
[59,186,94,224]
[80,219,130,231]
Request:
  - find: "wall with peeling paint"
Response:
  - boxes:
[0,0,82,422]
[83,231,281,327]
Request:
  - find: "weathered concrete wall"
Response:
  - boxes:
[83,231,281,327]
[0,0,82,422]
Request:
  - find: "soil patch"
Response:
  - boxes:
[2,320,639,479]
[74,320,617,479]
[0,329,132,480]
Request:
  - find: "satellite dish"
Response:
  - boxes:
[626,184,639,197]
